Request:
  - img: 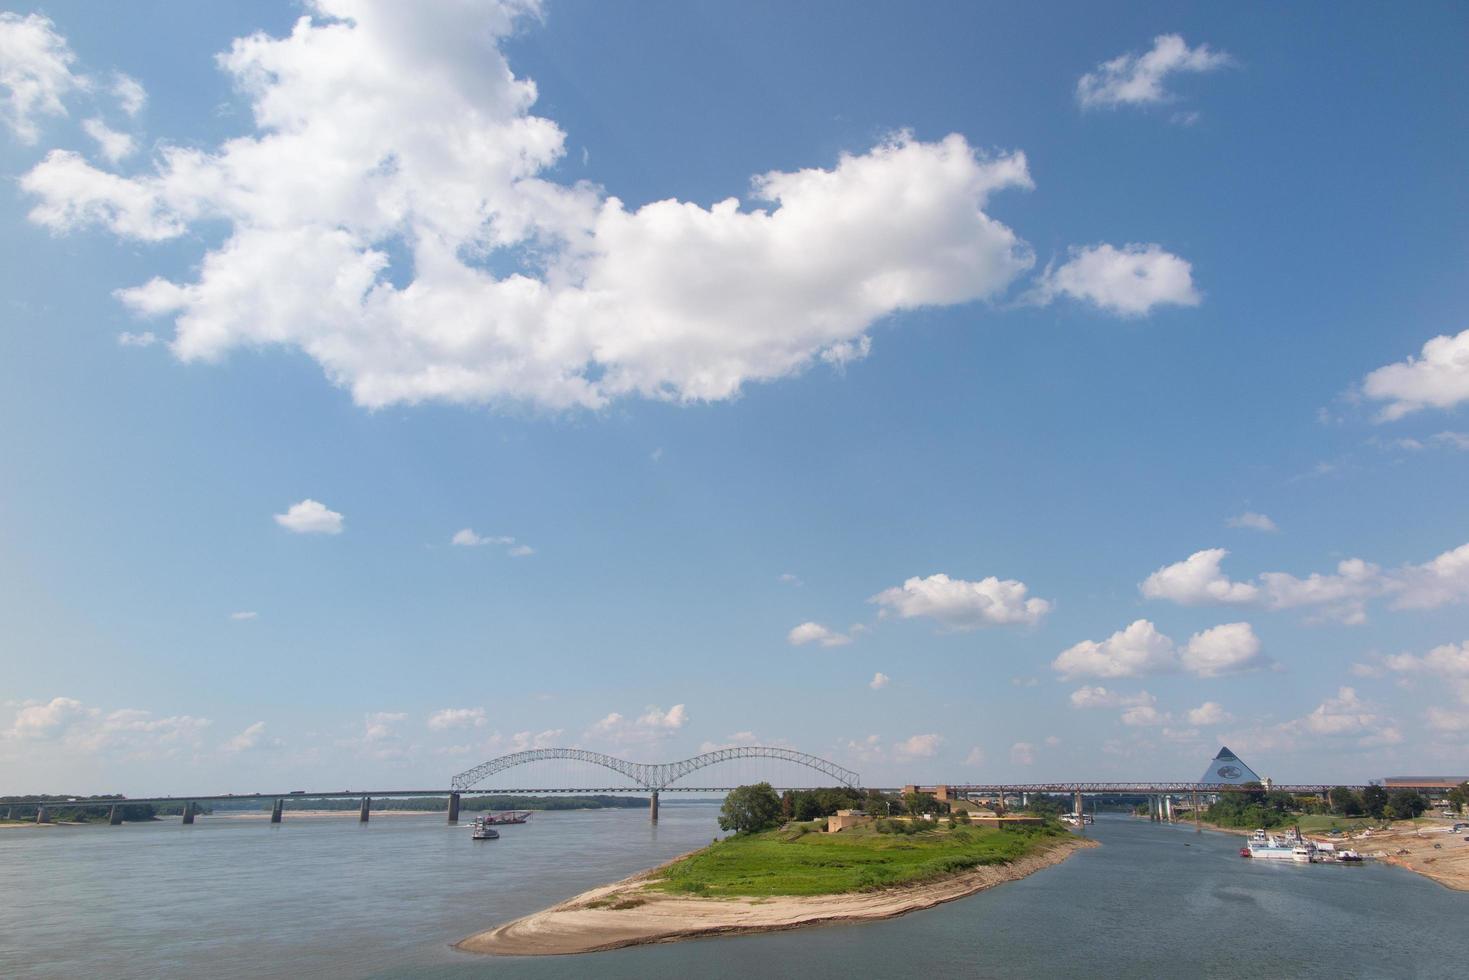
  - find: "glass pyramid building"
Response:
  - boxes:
[1199,746,1262,785]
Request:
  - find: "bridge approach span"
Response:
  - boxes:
[450,746,861,794]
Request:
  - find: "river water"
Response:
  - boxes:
[3,805,1466,978]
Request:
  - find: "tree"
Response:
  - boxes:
[1384,790,1428,821]
[1448,782,1468,815]
[718,783,782,834]
[1361,785,1388,820]
[1328,787,1362,816]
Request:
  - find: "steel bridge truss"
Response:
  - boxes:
[450,746,860,793]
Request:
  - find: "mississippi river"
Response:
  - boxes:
[3,805,1466,978]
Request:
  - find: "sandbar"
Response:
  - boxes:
[457,833,1096,956]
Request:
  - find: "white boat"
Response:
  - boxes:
[1243,828,1317,863]
[470,816,500,840]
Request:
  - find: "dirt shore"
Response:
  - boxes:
[1354,823,1469,891]
[457,834,1097,956]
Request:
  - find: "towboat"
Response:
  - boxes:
[470,817,500,840]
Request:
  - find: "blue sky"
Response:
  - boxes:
[2,0,1467,793]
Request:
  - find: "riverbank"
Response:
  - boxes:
[458,830,1095,956]
[1195,817,1469,891]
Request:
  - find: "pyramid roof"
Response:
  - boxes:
[1199,746,1262,785]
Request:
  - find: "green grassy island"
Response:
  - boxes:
[651,819,1069,897]
[459,813,1090,956]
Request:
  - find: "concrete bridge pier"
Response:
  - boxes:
[109,804,122,825]
[35,805,50,824]
[270,799,283,824]
[359,797,370,823]
[182,801,195,824]
[649,791,659,823]
[1193,791,1201,833]
[996,788,1006,815]
[1164,795,1173,823]
[447,792,460,824]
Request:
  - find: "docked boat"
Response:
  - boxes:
[470,817,500,840]
[1243,828,1317,863]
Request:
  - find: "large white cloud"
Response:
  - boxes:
[870,573,1051,630]
[1034,243,1200,316]
[1361,328,1469,421]
[18,1,1195,412]
[1054,619,1265,680]
[1140,549,1259,605]
[1142,542,1469,618]
[1076,34,1233,110]
[0,13,83,143]
[1052,619,1178,679]
[4,696,210,754]
[1180,622,1266,677]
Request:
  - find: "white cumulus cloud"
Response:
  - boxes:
[1140,548,1260,605]
[1077,34,1233,111]
[870,573,1050,630]
[1033,243,1200,316]
[869,671,890,690]
[81,116,135,162]
[1361,328,1469,421]
[17,1,1193,414]
[1052,619,1178,679]
[274,498,344,534]
[1180,622,1267,677]
[0,12,85,143]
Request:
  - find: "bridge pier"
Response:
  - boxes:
[270,798,283,824]
[996,787,1006,815]
[649,791,659,823]
[447,792,460,824]
[1193,790,1201,833]
[182,801,195,824]
[359,797,370,823]
[35,805,50,824]
[1164,795,1173,823]
[109,804,122,825]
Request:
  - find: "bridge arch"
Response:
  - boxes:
[450,746,860,792]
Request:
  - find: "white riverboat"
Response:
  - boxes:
[1243,828,1317,863]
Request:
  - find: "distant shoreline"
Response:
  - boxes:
[456,833,1096,957]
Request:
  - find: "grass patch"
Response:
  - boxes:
[647,822,1065,898]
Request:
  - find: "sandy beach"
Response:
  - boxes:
[457,834,1096,956]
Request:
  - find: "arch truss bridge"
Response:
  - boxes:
[450,745,860,821]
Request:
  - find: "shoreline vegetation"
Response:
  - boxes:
[458,816,1095,957]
